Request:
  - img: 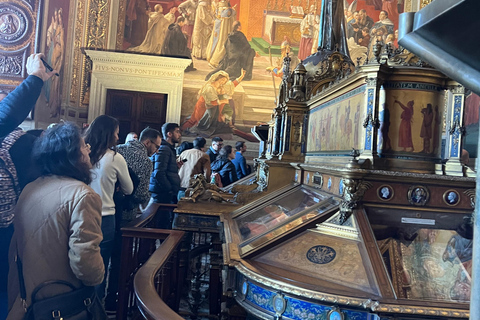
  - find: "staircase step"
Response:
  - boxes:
[250,37,299,56]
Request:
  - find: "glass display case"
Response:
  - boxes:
[228,184,340,257]
[367,206,472,304]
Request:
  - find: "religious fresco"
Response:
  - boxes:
[394,229,472,302]
[344,0,404,64]
[307,86,365,153]
[118,0,408,139]
[378,85,444,156]
[35,0,69,123]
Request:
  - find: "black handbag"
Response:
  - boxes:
[16,251,107,320]
[24,281,106,320]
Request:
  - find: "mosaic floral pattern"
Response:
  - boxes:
[245,282,374,320]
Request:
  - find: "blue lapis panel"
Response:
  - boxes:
[364,89,374,151]
[245,282,374,320]
[450,95,462,158]
[339,179,344,196]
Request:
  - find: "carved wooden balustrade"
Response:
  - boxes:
[115,203,186,320]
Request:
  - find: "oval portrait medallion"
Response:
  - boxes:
[306,245,336,264]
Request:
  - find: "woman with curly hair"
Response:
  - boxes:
[7,122,106,319]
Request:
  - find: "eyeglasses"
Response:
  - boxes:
[150,140,161,150]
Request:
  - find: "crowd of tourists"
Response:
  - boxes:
[0,53,252,319]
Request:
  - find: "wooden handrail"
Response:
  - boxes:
[134,230,185,320]
[125,203,178,228]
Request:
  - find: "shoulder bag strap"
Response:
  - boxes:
[15,245,28,312]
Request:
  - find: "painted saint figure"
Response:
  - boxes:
[192,0,214,59]
[206,0,236,68]
[182,69,245,135]
[162,16,196,71]
[44,8,65,118]
[298,5,319,61]
[420,103,434,153]
[129,5,176,54]
[394,99,414,151]
[205,21,255,81]
[379,103,391,151]
[125,0,149,47]
[178,0,199,49]
[0,15,16,34]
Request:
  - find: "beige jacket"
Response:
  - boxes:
[178,148,211,188]
[7,176,104,320]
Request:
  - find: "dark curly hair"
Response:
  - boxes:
[84,115,119,166]
[33,122,92,184]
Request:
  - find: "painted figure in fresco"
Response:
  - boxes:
[181,69,246,135]
[206,0,236,68]
[125,0,149,47]
[382,0,398,27]
[443,233,473,301]
[394,99,414,151]
[205,21,255,81]
[129,5,176,54]
[354,103,360,148]
[0,15,16,34]
[379,103,391,151]
[420,103,434,153]
[432,105,441,153]
[298,5,319,61]
[162,16,196,72]
[44,9,58,103]
[368,10,394,58]
[192,0,214,59]
[44,8,64,118]
[178,0,199,49]
[371,10,394,36]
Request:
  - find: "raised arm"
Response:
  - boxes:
[0,54,56,137]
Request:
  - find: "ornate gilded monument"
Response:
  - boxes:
[174,0,475,319]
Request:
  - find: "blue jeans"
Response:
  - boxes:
[96,215,115,300]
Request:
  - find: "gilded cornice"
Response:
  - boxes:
[297,163,475,186]
[371,302,469,318]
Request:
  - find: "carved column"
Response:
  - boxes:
[445,83,469,176]
[339,178,372,224]
[363,77,381,160]
[279,105,308,162]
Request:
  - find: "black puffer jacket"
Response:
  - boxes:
[149,140,180,196]
[211,157,238,187]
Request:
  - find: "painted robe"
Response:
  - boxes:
[192,0,214,59]
[206,2,236,67]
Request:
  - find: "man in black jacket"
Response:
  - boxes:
[149,123,181,228]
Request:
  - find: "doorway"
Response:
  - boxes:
[105,89,167,144]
